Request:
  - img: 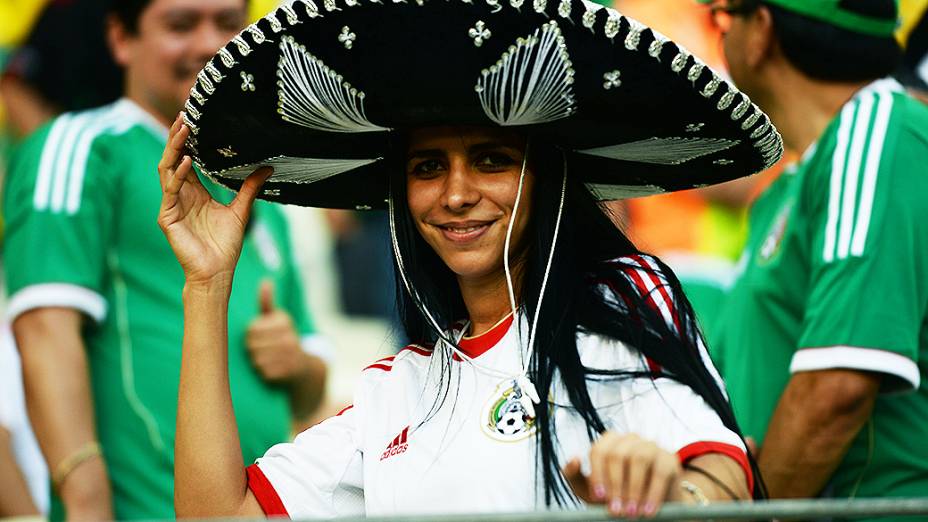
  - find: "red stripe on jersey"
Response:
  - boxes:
[620,261,651,301]
[677,441,754,493]
[458,314,514,359]
[336,405,353,416]
[400,426,408,444]
[364,363,393,372]
[644,356,662,374]
[619,256,681,338]
[401,345,434,357]
[374,356,396,363]
[631,255,681,334]
[246,464,290,518]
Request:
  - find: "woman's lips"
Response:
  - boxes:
[436,222,493,244]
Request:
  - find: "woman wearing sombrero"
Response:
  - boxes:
[158,0,781,517]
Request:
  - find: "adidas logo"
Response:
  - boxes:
[380,426,409,461]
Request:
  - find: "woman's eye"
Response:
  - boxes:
[476,153,515,169]
[410,159,444,177]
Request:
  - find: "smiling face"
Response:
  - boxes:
[109,0,247,124]
[405,126,534,286]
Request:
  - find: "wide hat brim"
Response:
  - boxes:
[183,0,783,210]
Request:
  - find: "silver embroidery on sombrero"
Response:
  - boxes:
[339,26,357,49]
[533,0,547,15]
[189,86,206,105]
[211,155,382,184]
[469,21,492,47]
[205,62,224,83]
[648,32,668,59]
[265,12,284,33]
[218,48,237,68]
[277,36,390,133]
[298,1,319,19]
[741,108,762,130]
[475,21,576,126]
[581,3,602,31]
[604,10,621,39]
[584,182,665,200]
[625,19,645,50]
[578,136,739,165]
[247,25,267,44]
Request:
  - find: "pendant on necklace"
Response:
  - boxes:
[480,379,538,442]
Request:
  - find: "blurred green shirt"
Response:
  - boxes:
[711,79,928,505]
[3,99,320,520]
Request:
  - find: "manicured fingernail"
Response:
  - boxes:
[643,502,657,515]
[609,499,623,514]
[626,501,638,517]
[593,485,607,500]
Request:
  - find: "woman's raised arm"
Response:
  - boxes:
[157,114,271,518]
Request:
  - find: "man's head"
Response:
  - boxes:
[107,0,248,124]
[711,0,901,103]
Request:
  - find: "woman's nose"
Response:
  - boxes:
[441,160,480,211]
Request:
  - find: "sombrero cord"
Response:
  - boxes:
[388,147,568,419]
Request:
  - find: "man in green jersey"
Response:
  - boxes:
[707,0,928,505]
[4,0,329,519]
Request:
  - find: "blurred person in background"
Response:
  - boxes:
[0,0,283,138]
[3,0,329,519]
[896,0,928,101]
[610,0,783,342]
[0,0,123,137]
[707,0,928,508]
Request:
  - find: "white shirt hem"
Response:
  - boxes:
[6,283,107,323]
[790,346,920,391]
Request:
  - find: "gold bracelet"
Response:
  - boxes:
[52,442,102,493]
[681,479,710,506]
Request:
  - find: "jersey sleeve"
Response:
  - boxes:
[606,254,727,395]
[587,256,752,489]
[248,404,364,518]
[3,115,117,323]
[580,333,753,492]
[794,90,926,391]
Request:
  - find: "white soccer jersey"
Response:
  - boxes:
[248,256,750,518]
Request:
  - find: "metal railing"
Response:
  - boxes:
[299,498,928,522]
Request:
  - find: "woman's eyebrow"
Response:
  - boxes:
[468,142,521,154]
[406,148,445,159]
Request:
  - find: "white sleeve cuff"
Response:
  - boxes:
[6,284,107,323]
[790,346,920,392]
[301,334,334,365]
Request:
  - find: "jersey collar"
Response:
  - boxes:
[114,98,169,142]
[457,314,515,359]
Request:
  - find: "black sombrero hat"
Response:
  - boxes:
[183,0,783,210]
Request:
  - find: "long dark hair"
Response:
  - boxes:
[389,138,763,505]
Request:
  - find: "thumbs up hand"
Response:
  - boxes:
[258,279,276,315]
[246,280,308,383]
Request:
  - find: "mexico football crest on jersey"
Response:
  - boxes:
[481,381,537,442]
[758,202,793,264]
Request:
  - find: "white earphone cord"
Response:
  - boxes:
[389,147,568,418]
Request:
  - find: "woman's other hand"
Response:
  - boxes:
[157,114,272,286]
[563,432,683,518]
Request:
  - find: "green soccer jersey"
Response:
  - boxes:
[3,99,324,520]
[711,79,928,502]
